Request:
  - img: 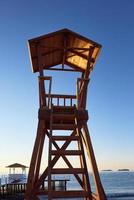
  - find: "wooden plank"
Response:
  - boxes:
[51,150,82,155]
[77,78,89,109]
[82,123,107,200]
[48,105,53,199]
[53,106,75,114]
[34,128,46,183]
[37,190,90,198]
[62,33,66,68]
[45,94,76,99]
[35,46,92,51]
[75,115,92,198]
[53,105,75,109]
[51,168,84,174]
[35,130,77,188]
[65,60,84,72]
[38,78,46,107]
[49,132,83,188]
[39,108,88,122]
[26,120,45,196]
[52,135,79,141]
[52,123,75,130]
[35,45,90,50]
[37,46,46,107]
[45,67,79,72]
[39,76,52,80]
[84,46,95,78]
[52,190,89,198]
[68,49,88,60]
[52,113,74,120]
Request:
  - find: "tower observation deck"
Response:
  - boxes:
[25,28,107,200]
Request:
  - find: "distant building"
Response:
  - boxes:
[6,163,28,183]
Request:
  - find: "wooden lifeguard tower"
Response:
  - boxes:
[25,29,107,200]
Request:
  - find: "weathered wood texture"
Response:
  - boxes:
[28,28,101,73]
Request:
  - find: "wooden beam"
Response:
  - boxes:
[26,120,45,197]
[68,49,88,60]
[77,78,89,109]
[48,105,53,199]
[34,128,46,183]
[52,113,75,120]
[84,46,95,78]
[62,33,67,68]
[35,130,77,188]
[52,123,76,130]
[32,48,61,59]
[82,123,107,200]
[45,67,78,72]
[37,190,90,198]
[46,130,83,188]
[51,168,84,174]
[75,115,92,199]
[52,135,79,141]
[65,60,84,72]
[37,44,44,76]
[45,94,76,99]
[51,150,82,155]
[37,44,93,51]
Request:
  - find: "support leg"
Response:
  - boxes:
[82,123,107,200]
[25,120,46,200]
[75,118,92,200]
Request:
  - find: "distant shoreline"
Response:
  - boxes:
[101,169,132,172]
[118,169,130,172]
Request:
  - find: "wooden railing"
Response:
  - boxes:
[38,76,89,109]
[45,94,76,107]
[0,180,69,197]
[0,183,27,197]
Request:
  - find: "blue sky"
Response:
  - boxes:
[0,0,134,174]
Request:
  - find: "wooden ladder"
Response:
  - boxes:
[47,105,92,200]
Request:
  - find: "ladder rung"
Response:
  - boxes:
[51,135,79,141]
[51,168,84,174]
[51,150,82,155]
[53,113,74,120]
[53,106,75,114]
[53,106,75,110]
[51,190,89,198]
[52,123,76,130]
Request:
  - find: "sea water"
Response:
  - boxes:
[1,171,134,200]
[57,172,134,200]
[100,171,134,199]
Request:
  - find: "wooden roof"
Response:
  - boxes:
[6,163,28,168]
[28,28,102,73]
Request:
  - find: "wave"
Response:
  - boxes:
[107,193,134,198]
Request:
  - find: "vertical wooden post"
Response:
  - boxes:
[34,128,46,183]
[82,123,107,200]
[37,44,46,107]
[75,121,92,200]
[48,105,53,200]
[48,77,52,108]
[25,120,45,199]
